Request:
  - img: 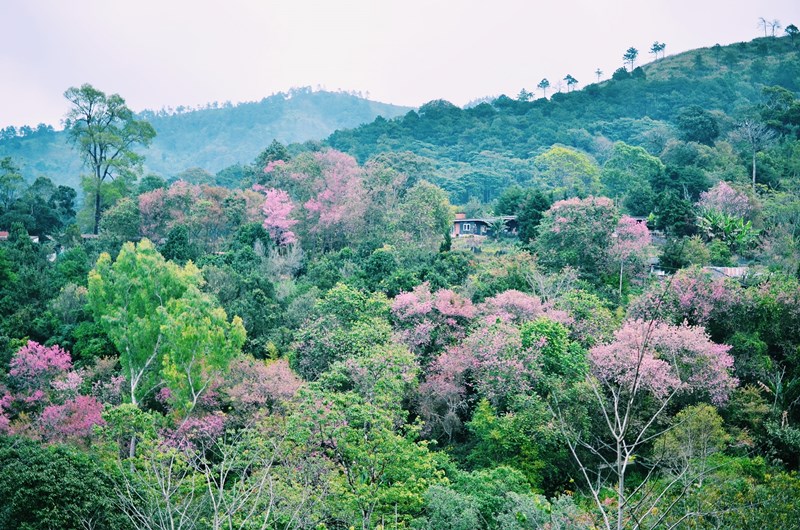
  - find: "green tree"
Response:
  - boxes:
[160,224,198,264]
[537,78,550,98]
[517,189,552,243]
[88,239,242,416]
[564,74,578,92]
[291,388,445,529]
[161,288,245,415]
[601,142,664,202]
[398,180,453,252]
[88,239,199,407]
[534,146,602,198]
[534,196,619,280]
[0,437,128,529]
[64,83,156,234]
[98,196,141,247]
[676,105,720,146]
[786,23,799,43]
[0,156,24,212]
[623,47,639,70]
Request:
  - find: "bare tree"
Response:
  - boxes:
[115,444,200,530]
[770,19,782,36]
[595,68,603,83]
[758,17,769,37]
[114,424,325,530]
[730,119,776,191]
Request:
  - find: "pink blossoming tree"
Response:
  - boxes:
[697,181,752,219]
[39,395,105,444]
[555,318,736,530]
[302,150,369,250]
[392,282,475,362]
[253,186,298,246]
[608,216,652,297]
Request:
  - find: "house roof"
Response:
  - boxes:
[703,266,749,278]
[454,216,516,224]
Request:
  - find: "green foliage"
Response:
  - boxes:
[160,224,198,264]
[417,485,482,530]
[534,146,602,198]
[98,196,141,247]
[659,236,710,270]
[676,105,720,145]
[521,318,587,382]
[534,196,619,280]
[517,190,552,244]
[160,288,245,415]
[0,437,128,530]
[88,239,242,411]
[65,84,156,234]
[291,283,392,379]
[653,190,696,236]
[465,396,571,490]
[290,387,445,528]
[601,142,663,205]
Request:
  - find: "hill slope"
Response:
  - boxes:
[326,36,799,204]
[0,89,411,189]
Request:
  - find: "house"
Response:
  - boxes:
[452,214,518,237]
[0,230,39,244]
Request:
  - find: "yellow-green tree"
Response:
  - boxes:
[534,146,602,198]
[88,239,244,413]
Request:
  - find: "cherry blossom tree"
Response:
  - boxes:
[554,319,736,530]
[392,282,475,362]
[222,358,303,421]
[254,186,298,246]
[9,341,73,401]
[4,342,106,443]
[38,395,105,444]
[697,181,752,219]
[628,266,740,329]
[302,150,369,250]
[609,216,652,298]
[476,289,544,324]
[535,196,619,280]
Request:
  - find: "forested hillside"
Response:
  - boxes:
[0,88,410,189]
[2,32,800,530]
[328,36,800,204]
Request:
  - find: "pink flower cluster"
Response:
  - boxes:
[302,150,368,236]
[698,181,752,218]
[392,283,475,357]
[166,413,226,452]
[10,341,72,388]
[254,186,299,245]
[589,319,735,404]
[39,396,105,443]
[5,341,107,443]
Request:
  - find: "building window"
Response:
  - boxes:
[462,223,472,232]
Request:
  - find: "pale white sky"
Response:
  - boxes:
[1,0,797,129]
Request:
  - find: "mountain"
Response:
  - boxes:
[326,36,800,204]
[0,89,411,189]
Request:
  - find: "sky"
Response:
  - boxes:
[1,0,797,129]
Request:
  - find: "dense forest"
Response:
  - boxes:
[1,32,800,529]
